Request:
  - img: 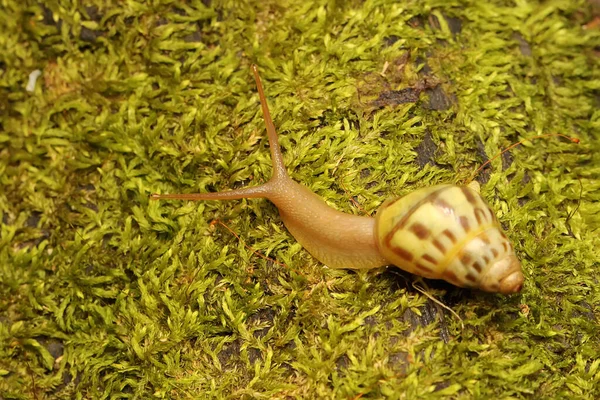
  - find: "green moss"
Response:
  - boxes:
[1,0,599,398]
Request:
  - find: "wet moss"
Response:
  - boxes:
[1,0,599,398]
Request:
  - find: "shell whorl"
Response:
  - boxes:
[374,184,520,291]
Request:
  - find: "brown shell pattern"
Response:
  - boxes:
[374,184,517,290]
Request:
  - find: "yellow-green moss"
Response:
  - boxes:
[1,0,599,398]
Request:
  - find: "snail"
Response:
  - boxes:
[151,65,525,295]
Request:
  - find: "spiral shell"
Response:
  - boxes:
[375,184,524,294]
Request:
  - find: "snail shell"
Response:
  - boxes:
[375,184,523,293]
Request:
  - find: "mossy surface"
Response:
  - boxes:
[1,0,599,398]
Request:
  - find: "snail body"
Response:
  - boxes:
[152,66,524,295]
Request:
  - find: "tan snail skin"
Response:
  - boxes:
[151,66,524,295]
